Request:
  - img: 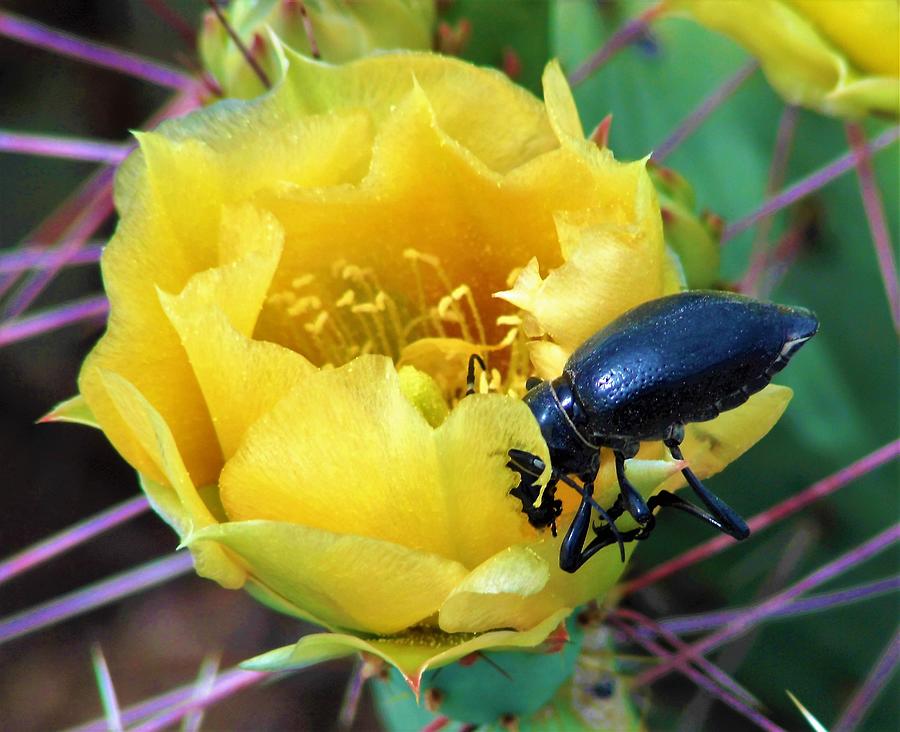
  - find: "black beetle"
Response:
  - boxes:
[487,290,818,573]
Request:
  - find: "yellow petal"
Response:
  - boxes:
[98,371,244,588]
[221,355,549,568]
[158,206,315,461]
[785,0,899,77]
[250,60,663,354]
[79,179,218,485]
[668,0,898,117]
[527,340,569,381]
[99,371,212,525]
[531,536,636,610]
[189,520,469,635]
[439,545,562,633]
[542,60,584,141]
[661,384,793,489]
[135,132,224,256]
[219,355,448,553]
[278,49,558,175]
[498,174,665,352]
[431,391,551,567]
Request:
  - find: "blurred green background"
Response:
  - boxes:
[1,1,897,730]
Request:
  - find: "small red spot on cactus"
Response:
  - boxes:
[436,19,471,56]
[424,687,444,713]
[361,653,387,681]
[576,601,603,626]
[421,716,452,732]
[499,713,520,731]
[590,114,614,148]
[502,47,522,79]
[661,207,676,223]
[458,652,480,667]
[202,11,220,33]
[250,32,266,58]
[656,165,676,182]
[702,211,725,239]
[542,621,570,654]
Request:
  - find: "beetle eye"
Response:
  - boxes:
[525,376,542,391]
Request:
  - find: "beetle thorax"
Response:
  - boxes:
[523,376,597,475]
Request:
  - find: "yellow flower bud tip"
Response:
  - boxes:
[668,0,900,118]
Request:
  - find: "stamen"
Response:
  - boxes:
[263,251,534,400]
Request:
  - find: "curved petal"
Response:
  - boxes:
[278,49,558,175]
[661,384,794,490]
[432,392,551,567]
[189,520,469,635]
[785,0,899,76]
[243,609,572,694]
[221,355,549,568]
[79,185,217,485]
[97,371,245,588]
[438,545,561,633]
[158,207,316,461]
[219,355,450,554]
[535,457,684,608]
[668,0,898,117]
[542,60,584,141]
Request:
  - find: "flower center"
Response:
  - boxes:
[258,249,533,399]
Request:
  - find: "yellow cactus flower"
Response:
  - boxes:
[52,48,791,689]
[667,0,900,118]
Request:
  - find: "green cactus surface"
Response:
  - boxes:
[372,615,642,731]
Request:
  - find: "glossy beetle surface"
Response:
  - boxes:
[508,290,818,572]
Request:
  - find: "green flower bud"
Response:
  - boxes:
[649,161,722,289]
[200,0,436,99]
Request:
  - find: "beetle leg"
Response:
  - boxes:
[647,490,731,533]
[506,449,562,535]
[559,480,628,570]
[559,480,595,572]
[465,354,487,396]
[664,441,750,540]
[614,451,653,525]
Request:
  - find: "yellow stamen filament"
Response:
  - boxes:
[264,249,535,401]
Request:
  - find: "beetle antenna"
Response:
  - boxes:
[466,353,487,396]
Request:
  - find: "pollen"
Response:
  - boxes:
[260,249,533,400]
